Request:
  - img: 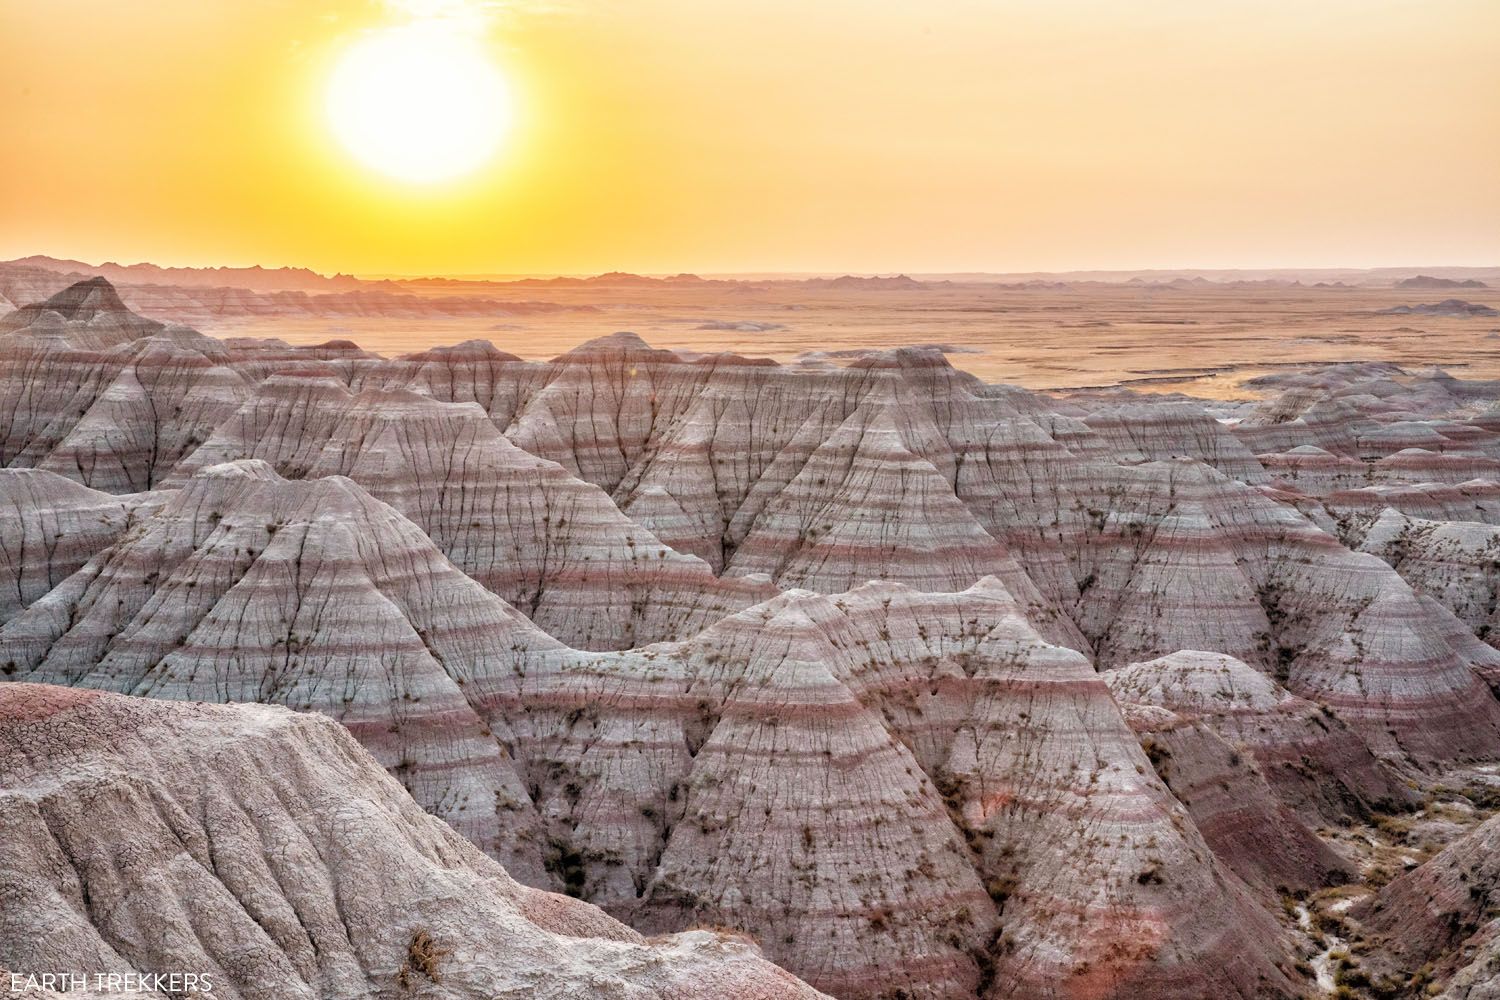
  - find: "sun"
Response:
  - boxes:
[326,24,513,184]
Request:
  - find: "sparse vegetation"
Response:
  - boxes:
[397,929,450,988]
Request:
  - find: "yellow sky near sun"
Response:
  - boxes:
[1,0,1497,275]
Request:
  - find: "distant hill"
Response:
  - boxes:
[8,255,1499,294]
[1379,299,1500,317]
[3,255,372,292]
[1396,275,1489,290]
[806,273,931,290]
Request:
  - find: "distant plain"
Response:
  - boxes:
[204,280,1500,398]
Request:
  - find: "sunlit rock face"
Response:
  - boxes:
[0,470,1296,998]
[164,374,769,649]
[0,278,249,492]
[2,461,556,881]
[0,469,148,626]
[477,579,1297,1000]
[0,683,830,1000]
[9,280,1500,999]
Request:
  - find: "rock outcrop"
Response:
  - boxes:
[166,376,766,648]
[0,279,248,492]
[1105,651,1409,826]
[1352,812,1500,996]
[0,470,140,626]
[0,494,1299,998]
[2,461,555,881]
[0,683,827,1000]
[1357,508,1500,647]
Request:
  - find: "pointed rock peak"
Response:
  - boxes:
[1117,702,1183,732]
[960,574,1023,602]
[1369,506,1413,528]
[817,399,937,462]
[687,586,827,640]
[840,577,926,601]
[851,401,904,435]
[1151,455,1239,488]
[40,276,130,320]
[171,460,413,537]
[0,467,121,504]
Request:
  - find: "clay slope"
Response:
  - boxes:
[457,579,1297,1000]
[1357,508,1500,646]
[1104,651,1398,894]
[0,470,142,626]
[1081,401,1267,482]
[1048,459,1500,764]
[717,404,1065,629]
[0,683,826,1000]
[0,468,1298,1000]
[169,374,767,648]
[1105,651,1409,825]
[10,306,1500,998]
[13,288,1496,746]
[0,460,556,881]
[0,278,249,491]
[393,337,1500,765]
[400,338,1084,626]
[1351,811,1500,997]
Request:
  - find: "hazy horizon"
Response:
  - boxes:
[10,251,1500,284]
[4,0,1497,276]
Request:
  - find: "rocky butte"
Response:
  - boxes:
[4,278,1500,998]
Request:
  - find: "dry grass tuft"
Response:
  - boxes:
[398,928,451,988]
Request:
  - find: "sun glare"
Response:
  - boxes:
[326,23,512,184]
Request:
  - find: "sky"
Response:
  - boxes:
[1,0,1497,276]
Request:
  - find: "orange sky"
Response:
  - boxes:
[2,0,1497,276]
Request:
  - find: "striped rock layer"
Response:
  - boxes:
[165,373,769,649]
[1352,811,1500,997]
[0,469,144,626]
[0,683,827,1000]
[7,281,1500,998]
[0,465,1297,998]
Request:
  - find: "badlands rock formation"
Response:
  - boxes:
[0,278,248,492]
[1104,651,1403,894]
[1355,508,1500,642]
[1350,810,1500,996]
[0,462,1296,998]
[0,470,141,625]
[6,278,1500,998]
[0,260,586,327]
[0,683,826,999]
[164,374,767,648]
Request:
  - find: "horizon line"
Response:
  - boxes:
[7,252,1500,284]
